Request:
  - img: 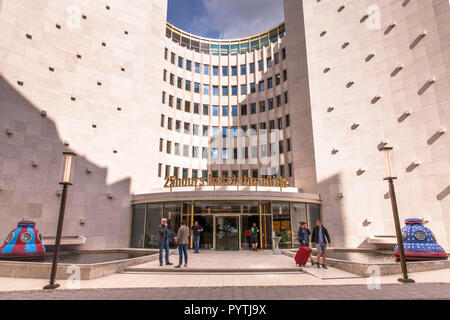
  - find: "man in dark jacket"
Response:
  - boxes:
[311,220,331,269]
[298,222,314,265]
[158,218,173,266]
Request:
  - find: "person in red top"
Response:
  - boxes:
[245,228,252,249]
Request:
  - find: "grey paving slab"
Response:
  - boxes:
[0,283,448,300]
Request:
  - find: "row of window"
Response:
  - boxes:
[163,69,288,95]
[164,47,286,75]
[161,94,289,115]
[160,114,290,136]
[158,164,293,180]
[158,138,292,160]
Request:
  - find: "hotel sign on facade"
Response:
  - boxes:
[164,175,290,190]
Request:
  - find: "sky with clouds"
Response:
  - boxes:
[167,0,285,39]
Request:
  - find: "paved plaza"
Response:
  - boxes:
[0,283,449,300]
[0,250,449,299]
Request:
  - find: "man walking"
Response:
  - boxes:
[311,220,331,269]
[158,218,173,266]
[298,221,314,265]
[191,221,203,253]
[175,220,190,268]
[250,222,259,251]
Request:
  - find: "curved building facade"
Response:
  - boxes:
[0,0,448,251]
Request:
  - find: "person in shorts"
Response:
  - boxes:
[311,220,331,269]
[250,222,259,251]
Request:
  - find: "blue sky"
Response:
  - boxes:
[167,0,284,39]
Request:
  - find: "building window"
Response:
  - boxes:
[222,66,228,76]
[182,168,188,178]
[192,169,198,178]
[167,118,173,130]
[276,95,281,107]
[204,64,209,75]
[250,82,256,93]
[159,138,163,152]
[231,126,238,137]
[193,124,199,136]
[275,52,279,64]
[282,48,286,60]
[232,105,238,116]
[258,60,264,71]
[175,120,181,132]
[213,65,219,76]
[250,103,256,114]
[287,138,292,152]
[173,167,179,177]
[231,66,237,76]
[169,73,174,85]
[284,91,289,104]
[202,147,208,159]
[194,82,200,93]
[164,48,168,60]
[267,57,272,68]
[212,126,219,137]
[184,122,190,134]
[174,143,180,156]
[283,69,287,81]
[178,56,183,68]
[162,91,166,104]
[192,146,199,158]
[165,165,170,177]
[176,98,182,110]
[250,62,255,73]
[166,141,172,154]
[286,114,290,127]
[278,117,283,129]
[160,114,165,127]
[222,127,228,137]
[269,120,275,131]
[203,84,209,95]
[212,105,219,116]
[259,81,265,92]
[186,60,192,71]
[163,69,167,81]
[231,86,238,96]
[222,148,228,160]
[158,163,162,177]
[202,170,208,177]
[275,74,281,85]
[170,52,175,64]
[267,77,273,89]
[183,145,189,157]
[195,62,200,73]
[212,86,219,96]
[211,148,218,160]
[241,104,247,116]
[222,106,228,117]
[203,104,209,115]
[240,84,247,95]
[177,77,182,89]
[268,98,274,110]
[279,141,284,153]
[240,64,246,75]
[194,103,199,114]
[202,126,209,137]
[259,101,266,112]
[279,165,285,178]
[185,80,191,91]
[222,86,228,96]
[288,163,293,177]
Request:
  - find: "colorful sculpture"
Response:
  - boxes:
[0,220,46,260]
[395,218,447,261]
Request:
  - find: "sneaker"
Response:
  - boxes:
[184,264,188,267]
[316,263,320,269]
[174,265,181,268]
[166,262,173,266]
[322,264,328,269]
[160,263,163,267]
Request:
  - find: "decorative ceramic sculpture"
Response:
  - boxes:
[395,218,447,261]
[0,220,45,260]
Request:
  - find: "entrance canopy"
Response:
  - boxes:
[130,190,321,251]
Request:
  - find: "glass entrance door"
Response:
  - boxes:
[215,216,239,250]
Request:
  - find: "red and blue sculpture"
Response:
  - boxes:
[0,220,46,260]
[395,218,447,261]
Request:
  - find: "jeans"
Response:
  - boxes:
[159,241,170,265]
[193,235,200,252]
[178,244,188,265]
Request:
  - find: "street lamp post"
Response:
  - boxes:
[379,146,414,283]
[43,151,76,290]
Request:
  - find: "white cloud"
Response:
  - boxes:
[191,0,284,39]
